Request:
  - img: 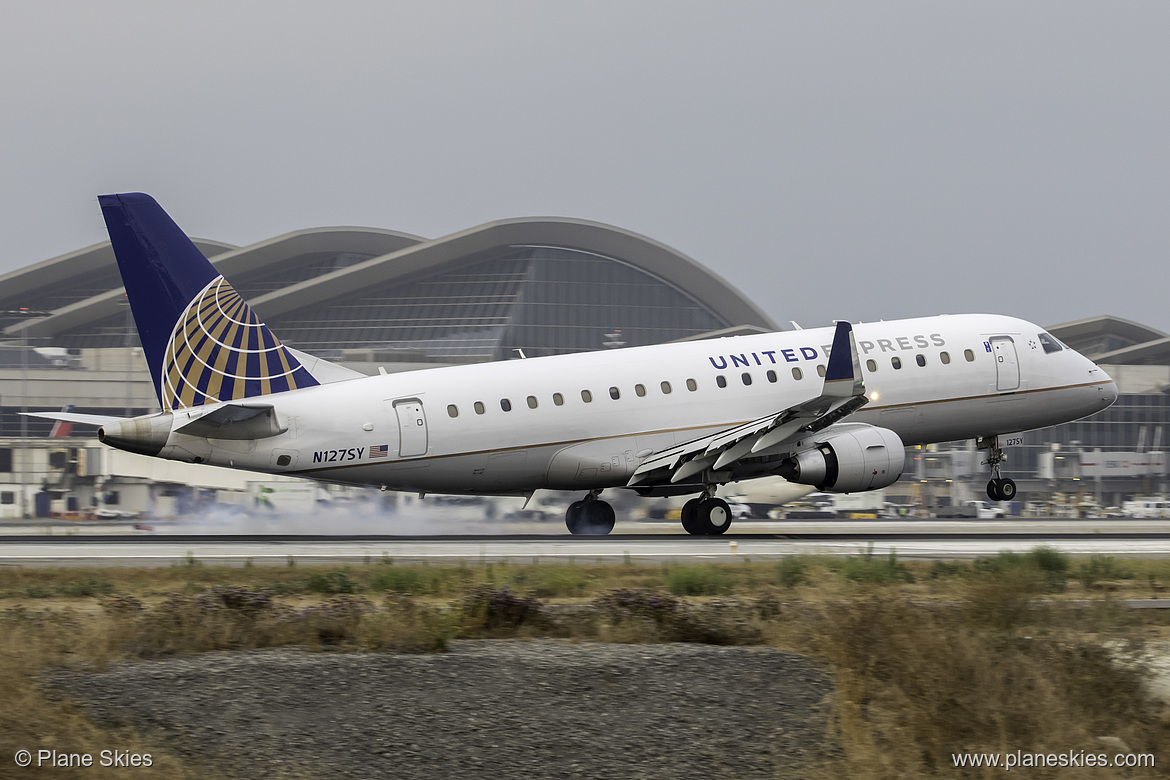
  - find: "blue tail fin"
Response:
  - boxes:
[99,193,320,410]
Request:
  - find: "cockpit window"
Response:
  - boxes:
[1038,332,1063,354]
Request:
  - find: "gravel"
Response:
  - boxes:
[48,640,836,779]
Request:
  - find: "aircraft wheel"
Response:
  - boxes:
[566,500,615,535]
[581,500,616,535]
[693,497,733,536]
[681,499,703,535]
[998,479,1017,501]
[565,500,586,534]
[986,479,1002,502]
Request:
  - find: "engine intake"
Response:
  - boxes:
[777,426,905,493]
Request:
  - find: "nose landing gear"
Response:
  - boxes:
[978,435,1017,502]
[565,490,616,535]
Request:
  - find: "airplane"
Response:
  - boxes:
[27,193,1119,535]
[49,404,75,438]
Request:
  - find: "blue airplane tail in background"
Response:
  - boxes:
[99,193,320,410]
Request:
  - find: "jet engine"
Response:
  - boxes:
[776,425,904,493]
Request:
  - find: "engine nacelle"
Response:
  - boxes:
[777,426,905,493]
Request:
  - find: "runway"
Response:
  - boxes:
[4,519,1170,567]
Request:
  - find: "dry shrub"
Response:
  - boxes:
[0,608,202,779]
[360,596,455,652]
[591,588,767,645]
[124,587,295,657]
[458,585,546,637]
[801,594,1170,779]
[289,594,453,652]
[112,589,455,656]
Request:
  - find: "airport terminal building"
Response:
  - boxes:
[0,217,774,517]
[0,217,1166,518]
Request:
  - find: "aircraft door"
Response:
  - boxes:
[990,337,1020,391]
[393,399,428,457]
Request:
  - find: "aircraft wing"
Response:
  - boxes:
[628,321,869,487]
[21,410,127,426]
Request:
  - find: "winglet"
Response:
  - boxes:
[822,321,864,398]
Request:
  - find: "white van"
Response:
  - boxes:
[965,501,1006,519]
[1122,499,1170,518]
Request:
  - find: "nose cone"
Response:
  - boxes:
[1102,377,1119,407]
[1088,362,1119,410]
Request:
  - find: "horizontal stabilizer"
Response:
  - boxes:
[176,404,286,440]
[22,411,126,426]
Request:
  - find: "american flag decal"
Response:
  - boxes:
[370,444,389,459]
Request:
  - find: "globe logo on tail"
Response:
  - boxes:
[161,276,317,409]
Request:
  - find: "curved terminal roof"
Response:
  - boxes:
[1048,315,1170,362]
[0,238,235,331]
[5,218,775,348]
[247,217,775,332]
[6,227,424,339]
[1090,338,1170,366]
[1049,315,1167,349]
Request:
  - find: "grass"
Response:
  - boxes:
[663,563,735,596]
[802,595,1167,778]
[0,610,207,779]
[8,549,1170,602]
[3,550,1170,778]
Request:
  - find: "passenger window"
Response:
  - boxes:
[766,370,777,383]
[581,389,593,403]
[741,373,752,386]
[817,364,826,378]
[474,401,485,415]
[635,384,646,397]
[661,381,672,394]
[940,352,950,365]
[866,359,877,372]
[447,404,459,418]
[892,357,902,370]
[791,367,802,380]
[686,378,698,392]
[500,398,512,412]
[553,393,564,406]
[716,375,727,388]
[609,386,621,400]
[964,349,975,362]
[915,354,926,367]
[527,396,538,409]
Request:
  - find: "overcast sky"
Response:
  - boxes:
[1,2,1167,333]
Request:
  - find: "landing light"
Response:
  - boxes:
[869,391,879,401]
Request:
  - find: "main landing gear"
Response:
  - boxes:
[681,491,733,536]
[979,435,1018,502]
[565,490,616,535]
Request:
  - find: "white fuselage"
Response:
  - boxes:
[156,314,1117,495]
